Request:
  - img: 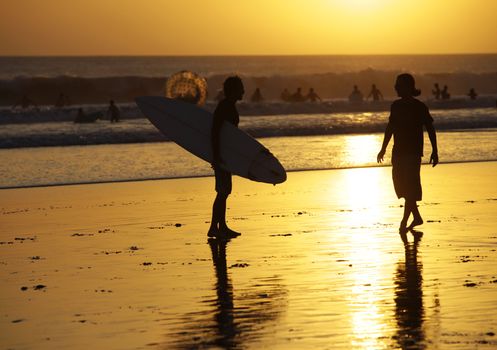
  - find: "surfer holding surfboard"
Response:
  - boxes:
[208,76,245,239]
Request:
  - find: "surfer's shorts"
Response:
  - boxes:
[214,166,232,195]
[392,153,422,201]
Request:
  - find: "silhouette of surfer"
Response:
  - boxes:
[348,85,363,103]
[209,76,244,239]
[377,74,438,236]
[107,100,120,123]
[306,88,321,102]
[467,88,477,100]
[12,94,37,110]
[280,88,291,102]
[441,85,450,100]
[367,84,383,102]
[290,87,305,102]
[55,92,70,108]
[432,83,441,100]
[250,88,264,103]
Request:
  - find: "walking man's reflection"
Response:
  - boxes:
[394,232,426,349]
[208,239,238,347]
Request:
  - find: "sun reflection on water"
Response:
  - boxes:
[333,163,396,348]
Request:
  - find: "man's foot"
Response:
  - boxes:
[207,227,219,238]
[407,218,423,231]
[219,227,241,238]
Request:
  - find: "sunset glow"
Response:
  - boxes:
[0,0,496,55]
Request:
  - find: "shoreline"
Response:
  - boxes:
[2,159,497,191]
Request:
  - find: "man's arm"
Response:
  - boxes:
[426,121,438,167]
[377,122,393,163]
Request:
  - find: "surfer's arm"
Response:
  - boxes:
[377,122,393,163]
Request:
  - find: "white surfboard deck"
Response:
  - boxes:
[135,96,286,184]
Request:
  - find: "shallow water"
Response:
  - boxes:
[1,129,497,188]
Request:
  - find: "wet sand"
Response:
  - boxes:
[1,162,496,349]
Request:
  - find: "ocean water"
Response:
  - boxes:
[1,55,496,105]
[1,55,496,188]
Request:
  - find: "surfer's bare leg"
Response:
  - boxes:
[209,193,227,234]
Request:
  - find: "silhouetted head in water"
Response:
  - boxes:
[395,73,421,98]
[223,76,244,101]
[109,100,115,105]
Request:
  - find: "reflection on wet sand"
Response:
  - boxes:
[394,232,425,349]
[171,239,288,349]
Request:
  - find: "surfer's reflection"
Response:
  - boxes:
[168,239,287,348]
[394,232,426,349]
[208,238,238,347]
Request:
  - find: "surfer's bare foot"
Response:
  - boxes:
[219,227,241,238]
[407,218,423,231]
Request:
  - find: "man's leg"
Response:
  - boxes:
[408,201,423,230]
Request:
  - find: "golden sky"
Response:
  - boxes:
[1,0,496,55]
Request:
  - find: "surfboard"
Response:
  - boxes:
[135,96,286,184]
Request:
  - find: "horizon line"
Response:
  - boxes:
[1,52,497,58]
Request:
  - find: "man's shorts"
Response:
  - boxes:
[214,166,232,195]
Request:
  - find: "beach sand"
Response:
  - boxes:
[1,162,496,349]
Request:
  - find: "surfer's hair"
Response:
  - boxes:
[223,76,243,96]
[395,73,421,97]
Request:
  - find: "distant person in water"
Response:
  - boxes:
[74,108,86,123]
[290,87,305,102]
[55,93,70,108]
[12,94,37,110]
[250,88,264,103]
[432,83,441,100]
[367,84,384,102]
[306,88,322,102]
[107,100,120,123]
[209,76,244,239]
[280,88,291,102]
[441,85,450,100]
[348,85,363,103]
[467,88,478,100]
[377,73,438,238]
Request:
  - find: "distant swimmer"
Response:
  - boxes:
[55,92,70,108]
[467,88,478,100]
[377,73,438,239]
[12,94,37,110]
[74,108,86,123]
[367,84,383,102]
[107,100,120,123]
[290,87,305,102]
[209,76,245,239]
[280,88,291,102]
[441,85,450,100]
[250,88,264,103]
[348,85,363,103]
[432,83,441,100]
[306,88,322,102]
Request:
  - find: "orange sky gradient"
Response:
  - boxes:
[1,0,496,56]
